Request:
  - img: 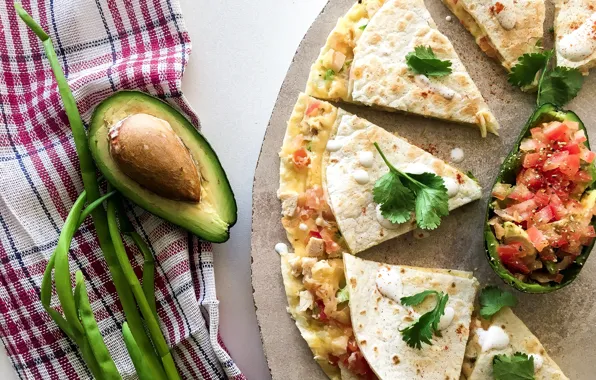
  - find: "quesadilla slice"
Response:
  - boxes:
[305,0,499,136]
[305,0,386,102]
[441,0,544,71]
[344,254,479,380]
[349,0,499,136]
[554,0,596,74]
[461,307,568,379]
[323,111,482,254]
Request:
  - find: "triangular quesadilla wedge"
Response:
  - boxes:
[441,0,544,72]
[344,254,479,380]
[554,0,596,74]
[305,0,387,102]
[461,307,568,379]
[349,0,499,137]
[323,111,482,254]
[305,0,499,137]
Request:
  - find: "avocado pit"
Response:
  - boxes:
[108,113,202,202]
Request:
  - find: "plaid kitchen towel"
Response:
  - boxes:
[0,0,245,379]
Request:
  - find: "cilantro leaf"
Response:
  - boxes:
[493,352,535,380]
[538,66,584,107]
[408,172,449,230]
[479,286,518,319]
[373,143,450,230]
[400,291,449,349]
[406,46,452,77]
[373,171,415,224]
[359,24,367,30]
[336,285,350,303]
[508,52,549,87]
[466,170,479,184]
[400,290,437,306]
[324,69,335,81]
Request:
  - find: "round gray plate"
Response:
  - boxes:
[251,1,596,378]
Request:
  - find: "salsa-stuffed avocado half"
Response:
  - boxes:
[89,91,237,243]
[486,103,596,292]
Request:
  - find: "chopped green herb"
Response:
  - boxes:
[341,59,353,72]
[336,286,350,303]
[405,45,452,77]
[373,143,449,230]
[324,69,336,81]
[492,352,535,380]
[479,286,518,319]
[535,38,543,47]
[359,24,367,30]
[306,141,312,152]
[400,290,449,349]
[548,26,555,34]
[466,171,479,184]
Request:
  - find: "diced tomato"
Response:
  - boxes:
[585,225,596,238]
[544,121,569,142]
[559,154,580,178]
[508,184,534,201]
[497,244,530,274]
[517,168,544,190]
[527,226,549,252]
[573,170,593,183]
[293,148,311,169]
[533,190,550,207]
[574,130,587,144]
[305,100,321,116]
[316,300,327,321]
[530,127,548,143]
[346,351,374,378]
[520,137,539,151]
[543,151,569,171]
[562,143,581,154]
[523,153,543,168]
[492,183,512,200]
[533,205,554,224]
[581,150,596,163]
[564,121,580,131]
[320,228,341,254]
[309,230,322,239]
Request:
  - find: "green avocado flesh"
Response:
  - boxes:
[89,91,237,243]
[485,103,596,293]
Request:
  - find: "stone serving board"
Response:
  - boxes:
[251,1,596,379]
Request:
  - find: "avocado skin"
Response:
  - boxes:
[485,103,596,293]
[89,91,237,243]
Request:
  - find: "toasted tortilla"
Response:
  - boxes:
[323,113,482,254]
[344,254,479,380]
[305,0,386,102]
[442,0,544,71]
[554,0,596,74]
[349,0,499,136]
[461,307,568,379]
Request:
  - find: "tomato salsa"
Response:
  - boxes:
[490,118,596,285]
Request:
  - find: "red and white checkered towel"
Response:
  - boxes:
[0,1,245,379]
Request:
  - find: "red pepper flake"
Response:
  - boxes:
[456,173,464,184]
[494,2,505,13]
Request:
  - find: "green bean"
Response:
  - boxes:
[77,190,117,227]
[16,6,173,379]
[114,198,157,316]
[75,271,121,379]
[122,322,154,380]
[107,198,180,380]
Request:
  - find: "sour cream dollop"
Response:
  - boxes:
[353,169,370,184]
[493,0,516,30]
[405,162,436,175]
[375,204,404,229]
[275,243,288,255]
[375,267,403,302]
[530,354,544,371]
[443,177,459,197]
[558,13,596,62]
[477,325,510,352]
[450,147,464,163]
[326,139,343,152]
[438,306,455,330]
[358,151,374,168]
[415,75,457,100]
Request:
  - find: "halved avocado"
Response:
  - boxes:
[485,103,596,293]
[89,91,237,242]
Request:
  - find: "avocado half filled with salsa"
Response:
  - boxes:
[486,103,596,293]
[89,91,237,243]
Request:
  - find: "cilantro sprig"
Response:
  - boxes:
[493,352,535,380]
[406,46,452,77]
[399,290,449,349]
[508,50,583,107]
[479,286,518,319]
[373,143,449,230]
